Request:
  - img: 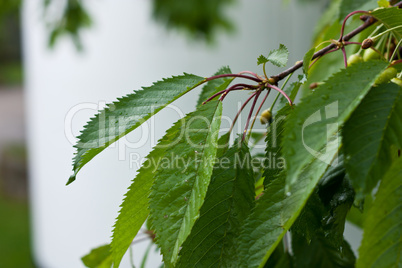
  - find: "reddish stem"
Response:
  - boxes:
[203,84,254,104]
[253,89,271,119]
[229,91,258,134]
[343,41,362,45]
[339,10,369,41]
[219,83,259,101]
[238,71,262,79]
[265,84,292,106]
[341,47,348,68]
[206,73,262,83]
[242,90,262,141]
[309,48,339,69]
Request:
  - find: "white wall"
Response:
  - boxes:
[22,0,323,267]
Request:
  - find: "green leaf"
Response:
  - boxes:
[292,234,356,268]
[82,244,113,268]
[343,83,402,201]
[111,78,232,267]
[357,157,402,268]
[377,0,390,8]
[196,66,232,107]
[177,141,255,267]
[110,115,187,267]
[267,44,289,67]
[237,170,288,268]
[258,44,289,67]
[283,61,389,188]
[303,47,316,80]
[339,0,377,20]
[68,73,205,184]
[371,7,402,38]
[263,106,290,188]
[148,100,223,265]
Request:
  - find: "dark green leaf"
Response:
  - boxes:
[148,100,223,265]
[196,66,232,107]
[68,73,205,184]
[177,141,255,267]
[292,155,354,248]
[371,7,402,38]
[292,234,356,268]
[343,83,402,201]
[237,153,343,267]
[283,61,389,188]
[82,244,113,268]
[356,157,402,268]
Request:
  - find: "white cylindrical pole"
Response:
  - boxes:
[22,0,322,267]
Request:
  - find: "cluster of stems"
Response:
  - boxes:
[199,1,402,141]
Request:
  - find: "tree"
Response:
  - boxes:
[70,1,402,267]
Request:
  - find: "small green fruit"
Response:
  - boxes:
[260,109,272,124]
[374,67,398,85]
[347,54,363,65]
[391,77,402,87]
[363,48,381,61]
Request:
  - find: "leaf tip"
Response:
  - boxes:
[66,175,76,185]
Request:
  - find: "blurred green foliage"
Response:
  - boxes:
[45,0,92,50]
[152,0,234,42]
[0,0,22,85]
[0,195,34,268]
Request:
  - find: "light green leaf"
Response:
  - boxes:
[371,7,402,38]
[82,244,113,268]
[148,100,223,265]
[343,83,402,201]
[303,47,316,80]
[377,0,390,8]
[267,44,289,67]
[283,61,388,188]
[357,157,402,268]
[339,0,377,20]
[258,44,289,67]
[68,73,205,184]
[196,66,233,107]
[177,141,255,267]
[292,234,356,268]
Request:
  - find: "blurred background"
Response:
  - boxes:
[0,0,332,267]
